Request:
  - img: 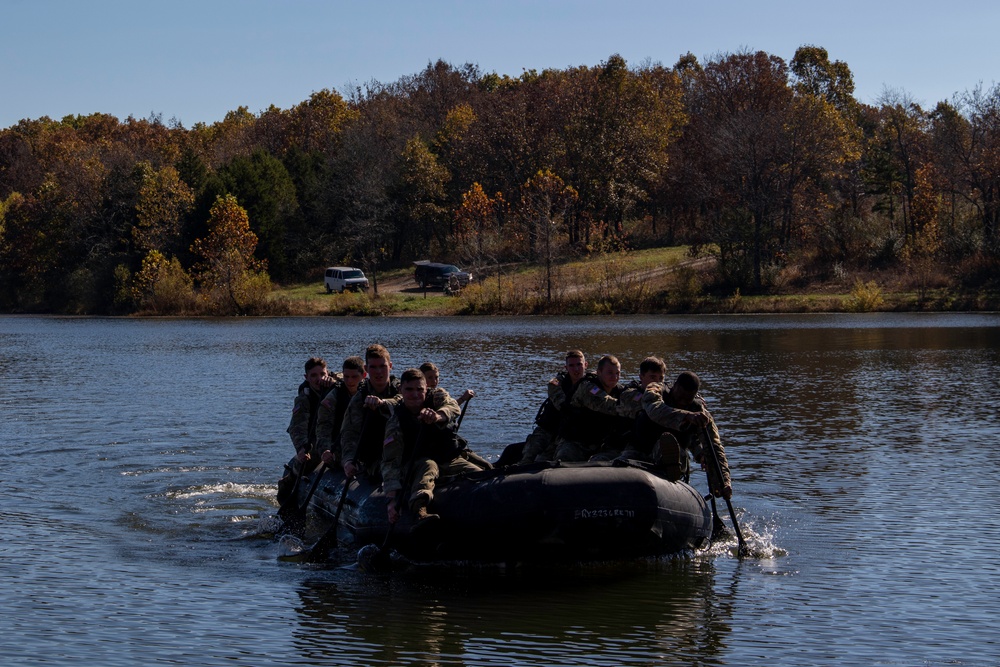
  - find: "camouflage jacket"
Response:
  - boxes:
[380,387,461,494]
[640,383,730,489]
[339,377,402,468]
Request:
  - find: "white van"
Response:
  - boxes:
[324,266,369,293]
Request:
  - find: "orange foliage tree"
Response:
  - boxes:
[190,194,271,314]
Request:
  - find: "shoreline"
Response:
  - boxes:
[5,247,999,317]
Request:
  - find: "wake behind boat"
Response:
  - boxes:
[280,458,713,564]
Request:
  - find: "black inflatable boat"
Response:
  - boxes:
[285,459,713,563]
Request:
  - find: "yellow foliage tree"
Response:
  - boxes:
[190,194,271,315]
[133,164,195,254]
[132,250,197,314]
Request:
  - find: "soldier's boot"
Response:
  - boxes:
[655,433,684,482]
[410,496,440,533]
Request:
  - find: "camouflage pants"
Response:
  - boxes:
[654,433,690,482]
[407,452,485,510]
[518,426,556,464]
[587,435,686,476]
[553,437,600,462]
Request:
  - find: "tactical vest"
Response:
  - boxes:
[329,381,353,447]
[632,410,668,454]
[396,399,466,467]
[533,372,578,433]
[559,380,624,447]
[354,376,401,466]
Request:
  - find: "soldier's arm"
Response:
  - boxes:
[315,388,338,453]
[339,395,364,465]
[697,411,731,494]
[380,414,405,495]
[547,374,568,409]
[617,386,645,418]
[286,393,312,453]
[575,379,622,416]
[641,383,700,431]
[369,394,402,418]
[428,388,461,423]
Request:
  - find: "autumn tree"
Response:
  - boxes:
[133,163,195,256]
[681,51,795,289]
[790,45,857,115]
[393,136,450,259]
[190,194,271,315]
[868,90,929,241]
[0,117,115,310]
[327,86,403,293]
[201,106,258,166]
[560,55,685,241]
[679,49,857,290]
[286,89,356,154]
[454,182,510,301]
[447,70,560,217]
[130,249,197,314]
[517,170,578,302]
[931,85,1000,256]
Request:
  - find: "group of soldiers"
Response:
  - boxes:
[517,350,732,498]
[278,345,732,531]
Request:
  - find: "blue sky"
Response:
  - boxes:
[2,0,998,129]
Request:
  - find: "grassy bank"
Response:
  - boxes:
[270,247,1000,316]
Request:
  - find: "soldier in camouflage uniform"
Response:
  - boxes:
[316,356,366,467]
[517,350,590,465]
[382,368,483,525]
[590,356,667,461]
[420,362,475,407]
[340,344,402,482]
[639,371,732,499]
[552,355,628,462]
[278,357,337,503]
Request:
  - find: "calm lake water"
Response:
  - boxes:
[2,313,999,666]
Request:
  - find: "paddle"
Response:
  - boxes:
[456,395,471,430]
[281,461,327,533]
[305,460,331,506]
[299,474,353,563]
[702,425,749,557]
[276,462,304,519]
[284,409,371,560]
[358,422,428,572]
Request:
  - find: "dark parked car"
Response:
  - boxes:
[413,261,473,290]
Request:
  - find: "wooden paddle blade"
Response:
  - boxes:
[356,543,393,573]
[277,551,309,563]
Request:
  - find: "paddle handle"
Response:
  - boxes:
[456,396,471,431]
[298,461,327,513]
[702,426,748,556]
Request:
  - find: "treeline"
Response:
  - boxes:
[2,47,999,314]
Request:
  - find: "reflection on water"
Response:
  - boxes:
[292,559,732,667]
[2,314,1000,666]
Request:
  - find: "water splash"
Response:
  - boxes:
[703,510,786,560]
[166,482,274,500]
[276,533,305,558]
